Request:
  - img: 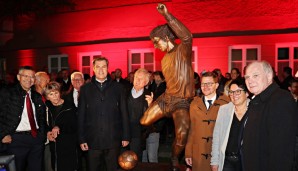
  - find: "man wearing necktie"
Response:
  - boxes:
[185,71,230,171]
[0,66,46,171]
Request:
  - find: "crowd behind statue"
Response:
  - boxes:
[0,61,297,171]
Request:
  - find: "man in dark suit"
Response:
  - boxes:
[78,57,130,171]
[241,61,297,171]
[62,71,85,171]
[0,66,46,171]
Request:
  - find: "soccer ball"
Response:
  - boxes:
[118,150,138,170]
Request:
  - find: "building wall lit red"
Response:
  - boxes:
[1,0,298,79]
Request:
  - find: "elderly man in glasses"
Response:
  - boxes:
[0,66,46,171]
[185,71,230,171]
[63,71,85,108]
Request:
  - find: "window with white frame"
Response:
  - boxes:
[78,51,102,76]
[229,45,261,74]
[128,47,198,73]
[128,49,155,72]
[48,54,69,73]
[191,47,198,73]
[275,43,298,79]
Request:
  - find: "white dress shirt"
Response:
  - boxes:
[16,90,39,131]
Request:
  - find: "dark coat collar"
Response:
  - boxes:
[16,83,30,96]
[252,82,279,103]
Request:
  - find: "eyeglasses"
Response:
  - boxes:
[201,82,215,87]
[19,74,35,79]
[73,79,83,82]
[228,89,245,96]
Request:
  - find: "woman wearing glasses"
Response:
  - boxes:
[211,79,250,171]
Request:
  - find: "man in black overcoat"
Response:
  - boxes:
[241,61,297,171]
[78,57,130,171]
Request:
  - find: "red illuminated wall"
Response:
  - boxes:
[1,0,298,76]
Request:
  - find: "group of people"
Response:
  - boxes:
[1,3,298,171]
[0,60,168,171]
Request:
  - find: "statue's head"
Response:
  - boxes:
[150,24,177,52]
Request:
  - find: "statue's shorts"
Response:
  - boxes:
[155,93,193,117]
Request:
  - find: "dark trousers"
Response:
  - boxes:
[7,134,44,171]
[130,138,142,161]
[87,148,120,171]
[223,157,242,171]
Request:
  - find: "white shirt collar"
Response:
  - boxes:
[96,77,107,84]
[131,87,144,98]
[205,94,216,103]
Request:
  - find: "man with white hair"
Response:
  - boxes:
[64,71,84,108]
[127,68,151,161]
[241,61,297,171]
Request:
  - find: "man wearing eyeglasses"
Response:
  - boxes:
[185,71,230,171]
[0,66,46,171]
[63,71,85,108]
[241,61,297,171]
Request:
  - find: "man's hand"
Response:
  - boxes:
[211,165,219,171]
[122,141,129,147]
[1,135,12,144]
[145,92,154,106]
[185,157,192,166]
[157,3,168,16]
[80,143,89,151]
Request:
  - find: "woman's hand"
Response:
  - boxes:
[51,126,60,139]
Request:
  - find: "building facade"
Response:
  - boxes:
[0,0,298,80]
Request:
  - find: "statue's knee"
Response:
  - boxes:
[175,132,188,146]
[140,110,151,126]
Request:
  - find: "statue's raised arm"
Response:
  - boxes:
[157,3,192,58]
